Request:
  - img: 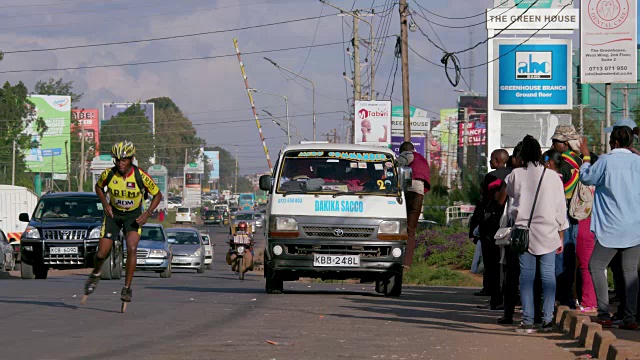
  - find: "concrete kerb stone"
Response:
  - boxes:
[607,344,640,360]
[561,309,582,332]
[579,322,603,348]
[555,305,570,327]
[569,315,590,339]
[593,331,617,359]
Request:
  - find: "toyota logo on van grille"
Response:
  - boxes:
[333,229,344,237]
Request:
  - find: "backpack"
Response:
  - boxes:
[103,165,149,200]
[568,181,595,221]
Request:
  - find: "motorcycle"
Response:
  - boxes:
[225,221,254,280]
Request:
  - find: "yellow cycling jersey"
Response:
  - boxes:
[96,167,160,211]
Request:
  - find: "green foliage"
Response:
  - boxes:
[0,81,46,187]
[34,77,83,107]
[404,263,480,287]
[100,104,154,170]
[146,97,181,113]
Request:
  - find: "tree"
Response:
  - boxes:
[0,81,46,187]
[100,104,154,169]
[147,97,181,113]
[34,77,83,107]
[631,99,640,123]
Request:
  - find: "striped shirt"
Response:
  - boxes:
[560,151,582,200]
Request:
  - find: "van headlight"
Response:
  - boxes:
[379,221,400,234]
[88,227,101,239]
[23,227,40,240]
[275,217,298,231]
[149,250,167,258]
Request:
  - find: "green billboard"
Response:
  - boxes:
[24,95,71,173]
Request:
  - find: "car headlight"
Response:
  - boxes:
[205,250,212,256]
[275,217,298,231]
[193,248,202,257]
[379,221,400,234]
[23,226,40,240]
[149,250,167,258]
[88,227,101,239]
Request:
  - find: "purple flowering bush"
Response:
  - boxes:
[415,227,475,269]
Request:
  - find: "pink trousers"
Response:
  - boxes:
[577,218,597,308]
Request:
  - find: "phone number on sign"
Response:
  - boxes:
[277,198,302,204]
[588,66,627,72]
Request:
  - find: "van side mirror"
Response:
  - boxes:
[19,213,30,222]
[259,175,272,191]
[399,166,412,189]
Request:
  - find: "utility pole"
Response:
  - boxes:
[235,145,239,194]
[353,15,361,103]
[578,104,585,135]
[65,140,71,191]
[333,128,338,143]
[399,0,411,141]
[184,148,188,166]
[605,83,612,152]
[622,85,630,118]
[11,139,15,186]
[446,119,454,189]
[463,108,469,168]
[79,117,85,191]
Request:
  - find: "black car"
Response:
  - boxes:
[19,192,123,280]
[203,210,223,225]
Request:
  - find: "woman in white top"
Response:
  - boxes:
[505,135,568,333]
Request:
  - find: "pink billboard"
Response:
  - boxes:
[72,109,100,156]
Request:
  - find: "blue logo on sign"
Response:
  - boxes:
[315,200,363,213]
[497,42,569,108]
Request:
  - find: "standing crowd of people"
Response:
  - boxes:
[470,121,640,334]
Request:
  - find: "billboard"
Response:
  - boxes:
[355,100,392,146]
[102,103,155,134]
[147,165,168,210]
[494,38,572,110]
[580,0,637,83]
[486,8,579,30]
[72,109,100,156]
[499,112,572,148]
[183,163,202,208]
[23,95,71,173]
[390,135,426,158]
[203,151,220,181]
[391,106,431,133]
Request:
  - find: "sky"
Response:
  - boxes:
[0,0,492,175]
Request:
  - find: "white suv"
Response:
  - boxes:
[175,207,194,224]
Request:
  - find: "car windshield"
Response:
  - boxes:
[255,213,263,219]
[141,227,164,241]
[166,231,200,245]
[204,211,219,216]
[201,235,210,245]
[240,194,253,200]
[276,150,398,195]
[236,213,254,221]
[33,197,103,220]
[177,208,189,213]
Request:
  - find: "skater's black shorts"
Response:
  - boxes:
[100,207,143,240]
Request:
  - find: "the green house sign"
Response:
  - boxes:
[188,162,197,168]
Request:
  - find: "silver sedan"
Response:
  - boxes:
[166,228,205,274]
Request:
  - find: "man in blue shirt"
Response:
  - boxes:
[579,126,640,330]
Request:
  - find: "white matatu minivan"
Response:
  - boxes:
[259,143,412,296]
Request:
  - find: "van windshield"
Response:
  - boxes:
[276,150,398,195]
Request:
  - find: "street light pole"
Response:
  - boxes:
[249,88,290,145]
[264,57,316,141]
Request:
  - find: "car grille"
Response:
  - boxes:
[285,244,391,258]
[137,249,149,258]
[43,230,87,240]
[302,226,375,238]
[44,254,84,265]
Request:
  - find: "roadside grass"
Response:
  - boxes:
[148,211,176,227]
[404,263,480,287]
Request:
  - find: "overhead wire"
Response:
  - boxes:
[414,0,510,20]
[296,2,325,75]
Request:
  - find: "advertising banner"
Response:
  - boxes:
[148,165,168,210]
[494,38,572,110]
[390,135,426,158]
[580,0,637,83]
[102,103,155,134]
[72,108,100,156]
[391,105,431,133]
[203,151,220,180]
[458,121,488,147]
[24,95,71,173]
[355,100,392,146]
[183,163,202,208]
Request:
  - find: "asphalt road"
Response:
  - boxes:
[0,225,575,360]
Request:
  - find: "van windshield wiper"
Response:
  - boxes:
[281,190,308,197]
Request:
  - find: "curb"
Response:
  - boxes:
[555,307,640,360]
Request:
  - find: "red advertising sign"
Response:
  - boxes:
[71,109,100,156]
[458,121,487,147]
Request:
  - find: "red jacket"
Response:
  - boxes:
[408,151,431,191]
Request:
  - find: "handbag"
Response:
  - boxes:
[494,201,511,246]
[510,167,547,254]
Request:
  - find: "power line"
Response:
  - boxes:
[3,13,338,54]
[0,40,350,74]
[412,0,511,21]
[296,2,325,75]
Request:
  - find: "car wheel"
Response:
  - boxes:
[160,263,172,278]
[197,262,205,274]
[381,272,402,297]
[265,261,283,294]
[112,247,123,280]
[100,252,114,280]
[206,263,212,270]
[33,264,48,279]
[20,261,35,279]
